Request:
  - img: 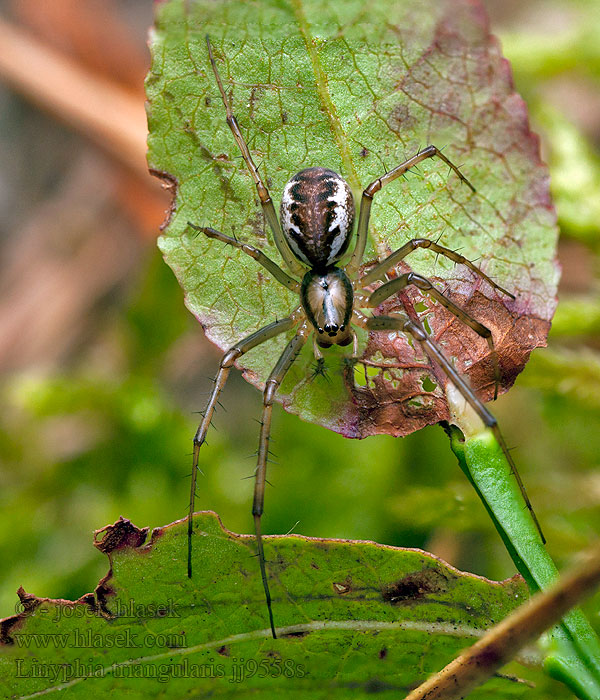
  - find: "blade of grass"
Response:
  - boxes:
[445,419,600,698]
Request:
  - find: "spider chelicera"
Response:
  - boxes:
[187,37,543,639]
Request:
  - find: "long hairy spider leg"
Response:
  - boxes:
[205,36,303,276]
[188,316,298,579]
[347,145,476,277]
[364,314,545,544]
[253,324,310,639]
[188,224,300,293]
[359,238,514,299]
[367,272,501,400]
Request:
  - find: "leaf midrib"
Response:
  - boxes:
[291,0,361,194]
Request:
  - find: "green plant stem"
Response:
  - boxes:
[447,425,600,700]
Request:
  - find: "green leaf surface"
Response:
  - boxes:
[1,513,568,699]
[147,0,559,439]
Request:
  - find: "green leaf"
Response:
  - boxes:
[1,513,570,698]
[146,0,559,439]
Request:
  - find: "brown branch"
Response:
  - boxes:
[0,16,147,179]
[405,543,600,700]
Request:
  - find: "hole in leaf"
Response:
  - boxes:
[353,365,367,387]
[421,374,437,392]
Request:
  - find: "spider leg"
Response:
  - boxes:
[366,272,501,400]
[347,145,476,278]
[206,37,304,277]
[359,238,514,299]
[253,322,311,639]
[188,316,299,580]
[188,224,300,293]
[361,312,545,544]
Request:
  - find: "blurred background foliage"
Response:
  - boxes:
[0,0,598,647]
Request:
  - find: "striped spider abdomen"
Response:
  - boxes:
[280,167,355,271]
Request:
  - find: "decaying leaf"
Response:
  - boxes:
[147,0,559,438]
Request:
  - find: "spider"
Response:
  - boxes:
[187,37,542,639]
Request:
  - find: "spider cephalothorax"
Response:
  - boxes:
[186,36,543,640]
[301,267,354,347]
